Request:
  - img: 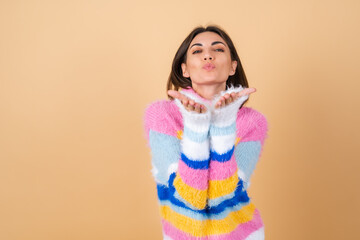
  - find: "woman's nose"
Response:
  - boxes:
[203,52,213,61]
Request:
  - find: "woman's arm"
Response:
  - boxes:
[209,87,267,192]
[145,94,211,210]
[234,107,268,190]
[208,87,250,204]
[145,101,182,185]
[171,94,211,210]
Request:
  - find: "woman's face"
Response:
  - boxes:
[181,31,237,87]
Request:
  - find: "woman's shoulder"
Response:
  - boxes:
[144,99,183,139]
[236,106,268,143]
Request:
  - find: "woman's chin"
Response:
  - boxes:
[191,79,227,86]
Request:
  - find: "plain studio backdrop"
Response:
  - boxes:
[1,0,359,239]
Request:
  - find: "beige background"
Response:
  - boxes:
[1,0,359,239]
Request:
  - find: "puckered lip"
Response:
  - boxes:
[203,63,215,70]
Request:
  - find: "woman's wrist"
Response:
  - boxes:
[211,86,249,127]
[174,98,211,133]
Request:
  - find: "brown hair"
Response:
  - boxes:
[167,25,249,99]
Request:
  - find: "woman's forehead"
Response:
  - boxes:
[190,32,226,46]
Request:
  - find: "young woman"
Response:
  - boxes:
[144,25,268,240]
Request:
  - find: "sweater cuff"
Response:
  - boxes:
[174,98,211,133]
[211,86,248,127]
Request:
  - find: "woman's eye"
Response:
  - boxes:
[215,49,225,52]
[192,50,202,54]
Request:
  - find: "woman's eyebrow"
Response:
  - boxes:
[212,41,226,46]
[189,41,226,49]
[190,43,202,49]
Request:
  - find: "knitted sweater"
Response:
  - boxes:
[144,86,268,240]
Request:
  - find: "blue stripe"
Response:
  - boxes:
[183,126,209,142]
[234,141,262,181]
[149,130,181,184]
[209,122,236,136]
[180,153,210,169]
[157,172,250,215]
[210,146,234,162]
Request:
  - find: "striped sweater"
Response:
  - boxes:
[144,86,268,240]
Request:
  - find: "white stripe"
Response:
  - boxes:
[210,134,236,154]
[181,138,209,160]
[183,119,210,133]
[167,163,178,176]
[212,115,237,128]
[245,226,264,240]
[152,163,179,185]
[237,169,246,182]
[151,164,158,178]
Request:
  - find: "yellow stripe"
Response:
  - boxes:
[235,137,241,146]
[174,171,239,208]
[208,171,239,199]
[177,130,183,140]
[173,174,207,209]
[160,202,256,237]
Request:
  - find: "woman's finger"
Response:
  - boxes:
[186,99,194,111]
[194,103,201,113]
[189,99,195,106]
[224,93,232,105]
[215,97,224,109]
[169,90,194,110]
[168,90,209,113]
[200,105,207,113]
[188,104,195,111]
[167,90,188,102]
[221,97,226,108]
[215,98,221,108]
[238,88,256,97]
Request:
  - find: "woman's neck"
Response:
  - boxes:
[192,83,226,100]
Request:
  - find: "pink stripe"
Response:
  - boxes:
[209,155,237,180]
[178,159,208,190]
[144,100,183,140]
[236,107,268,145]
[210,209,264,240]
[162,209,264,240]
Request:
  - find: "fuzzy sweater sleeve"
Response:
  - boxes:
[144,100,182,185]
[171,98,211,210]
[234,107,268,190]
[144,98,212,210]
[207,87,250,206]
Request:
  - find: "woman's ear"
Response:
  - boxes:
[181,63,190,78]
[229,60,237,76]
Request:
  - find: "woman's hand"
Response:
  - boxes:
[214,87,256,109]
[168,90,207,113]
